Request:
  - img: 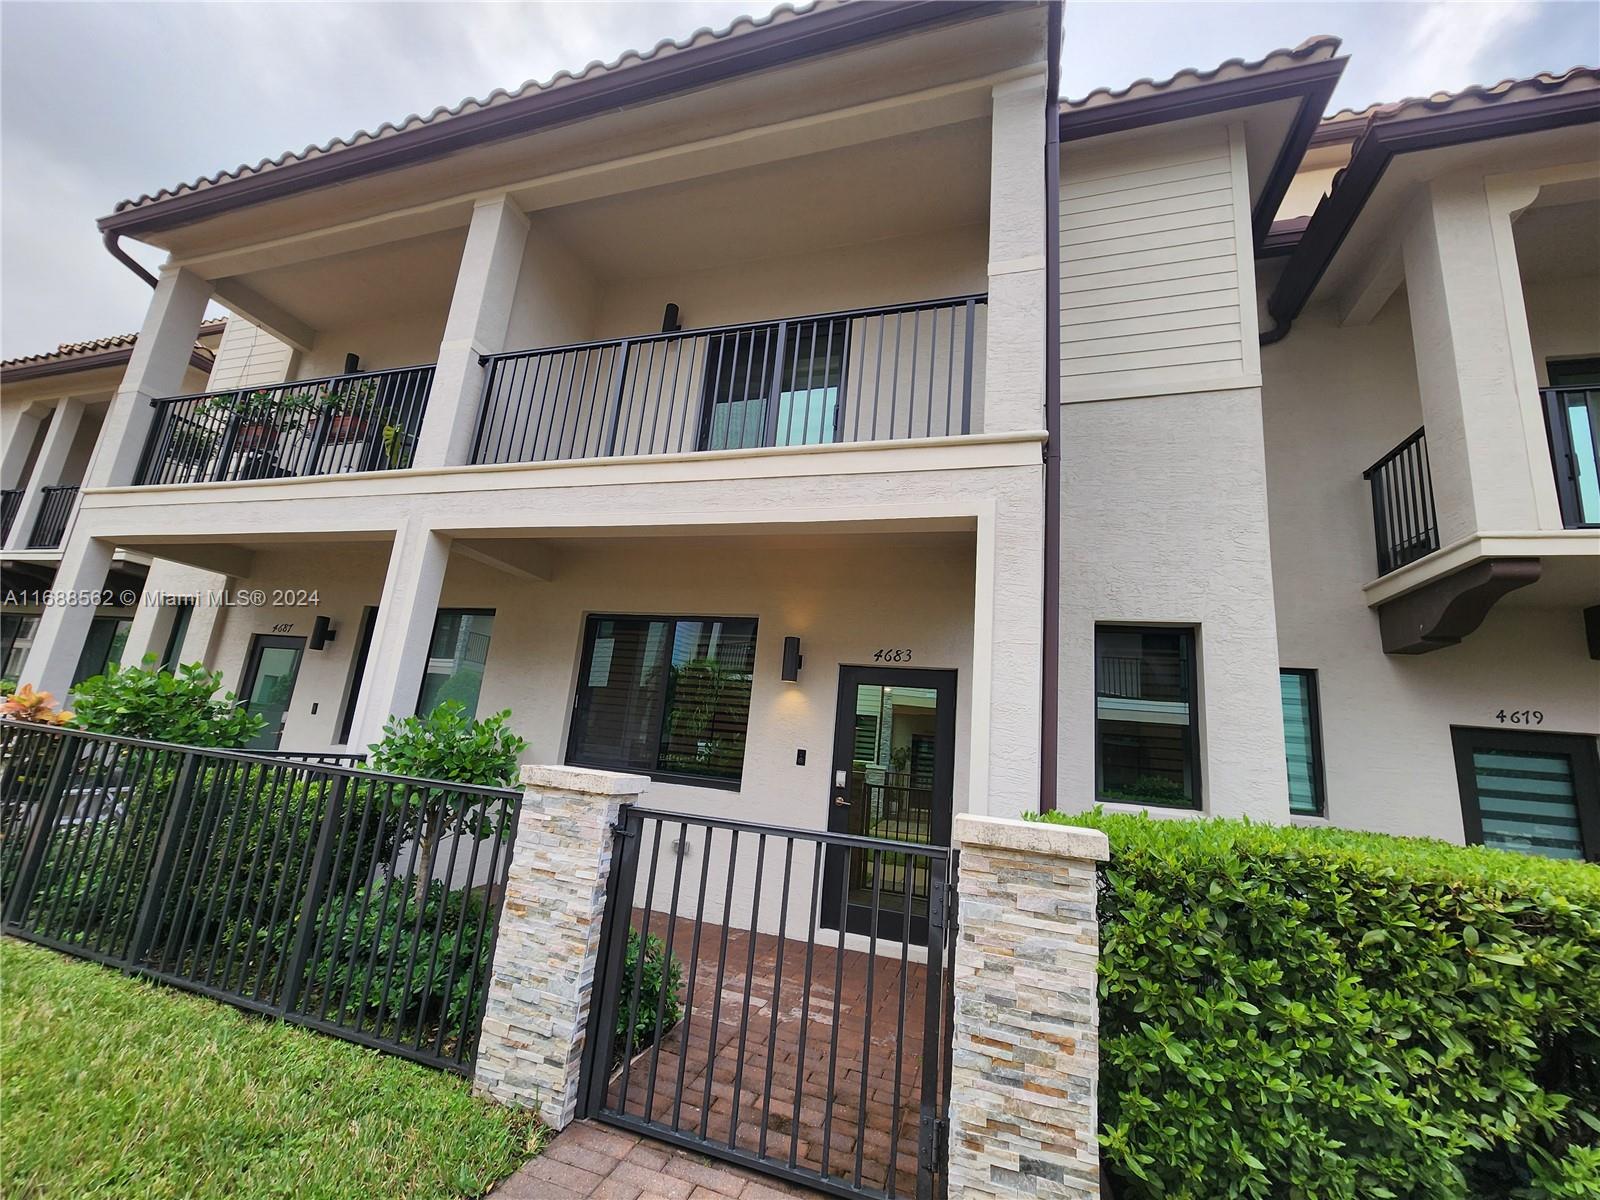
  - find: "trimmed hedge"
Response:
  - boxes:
[1033,811,1600,1200]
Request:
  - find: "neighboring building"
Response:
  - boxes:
[9,2,1598,860]
[1,320,224,683]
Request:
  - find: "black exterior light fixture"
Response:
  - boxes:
[781,636,803,682]
[310,615,338,651]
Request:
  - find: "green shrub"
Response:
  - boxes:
[613,929,685,1066]
[70,657,264,748]
[367,702,525,907]
[1032,811,1600,1200]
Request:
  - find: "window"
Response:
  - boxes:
[1280,669,1325,816]
[73,616,133,686]
[1095,626,1199,808]
[568,615,757,786]
[1451,728,1599,862]
[416,609,494,718]
[701,320,847,451]
[158,600,195,671]
[1,613,39,681]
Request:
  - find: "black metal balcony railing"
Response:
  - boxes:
[0,489,20,543]
[134,365,436,486]
[27,484,79,550]
[470,295,986,466]
[1363,428,1439,576]
[1541,386,1600,529]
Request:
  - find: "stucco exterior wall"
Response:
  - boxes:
[1262,296,1600,840]
[1057,388,1289,820]
[294,307,449,379]
[1524,275,1600,383]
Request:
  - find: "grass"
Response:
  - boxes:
[0,938,542,1199]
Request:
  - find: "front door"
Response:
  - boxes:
[823,665,957,941]
[238,634,306,750]
[1451,726,1600,862]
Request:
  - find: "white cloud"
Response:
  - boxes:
[1380,1,1541,102]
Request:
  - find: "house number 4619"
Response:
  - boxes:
[1496,709,1544,726]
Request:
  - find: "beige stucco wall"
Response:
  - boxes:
[1261,296,1600,840]
[1056,387,1289,821]
[1524,275,1600,384]
[294,307,448,379]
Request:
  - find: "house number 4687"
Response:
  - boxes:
[1496,709,1543,726]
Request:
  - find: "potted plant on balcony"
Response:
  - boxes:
[164,423,216,468]
[320,376,383,444]
[201,386,321,451]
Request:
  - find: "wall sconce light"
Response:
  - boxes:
[309,615,338,651]
[781,636,803,682]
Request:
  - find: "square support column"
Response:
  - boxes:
[972,496,1044,818]
[1402,176,1560,540]
[948,815,1109,1199]
[6,397,85,550]
[16,536,116,696]
[473,764,649,1128]
[345,520,450,748]
[1,407,44,491]
[983,70,1049,436]
[413,195,530,469]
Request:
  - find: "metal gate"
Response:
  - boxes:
[581,806,958,1200]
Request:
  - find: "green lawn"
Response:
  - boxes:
[0,938,540,1199]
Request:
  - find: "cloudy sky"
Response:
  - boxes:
[1,0,1594,358]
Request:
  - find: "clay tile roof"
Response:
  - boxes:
[112,0,838,214]
[1314,64,1600,142]
[2,319,226,372]
[1062,35,1343,110]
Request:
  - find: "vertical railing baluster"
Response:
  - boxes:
[602,340,632,457]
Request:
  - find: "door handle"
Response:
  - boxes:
[833,795,851,807]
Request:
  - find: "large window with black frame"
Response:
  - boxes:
[567,614,757,786]
[1095,624,1201,808]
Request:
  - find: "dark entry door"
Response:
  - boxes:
[238,634,306,750]
[1451,726,1600,862]
[823,665,957,941]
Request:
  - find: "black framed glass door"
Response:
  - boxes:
[238,634,306,750]
[822,665,957,942]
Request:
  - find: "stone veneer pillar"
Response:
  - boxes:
[473,764,648,1128]
[947,814,1110,1199]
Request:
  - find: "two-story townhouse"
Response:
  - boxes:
[11,1,1599,864]
[1,320,224,681]
[17,1,1056,882]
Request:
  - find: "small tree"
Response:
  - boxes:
[367,702,526,905]
[70,657,264,748]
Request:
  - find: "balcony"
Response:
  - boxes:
[1542,386,1600,529]
[134,365,435,486]
[0,489,19,543]
[26,484,79,550]
[470,295,987,466]
[1363,428,1438,576]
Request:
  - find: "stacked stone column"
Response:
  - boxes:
[947,815,1109,1199]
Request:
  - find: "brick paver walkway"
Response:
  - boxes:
[493,1119,824,1198]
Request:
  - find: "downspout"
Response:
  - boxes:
[1258,314,1292,345]
[1039,0,1064,813]
[102,230,158,288]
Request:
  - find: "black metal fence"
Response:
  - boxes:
[134,365,435,486]
[583,806,957,1200]
[1363,427,1438,576]
[1542,385,1600,529]
[472,295,987,466]
[0,721,519,1072]
[27,484,79,549]
[0,488,20,543]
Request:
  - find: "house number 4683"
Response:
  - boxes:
[1496,709,1543,726]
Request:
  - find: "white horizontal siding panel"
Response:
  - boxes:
[1060,119,1253,400]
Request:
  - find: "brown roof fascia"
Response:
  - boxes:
[1059,56,1347,248]
[1,345,213,386]
[1266,87,1600,326]
[98,0,1021,239]
[1259,215,1310,257]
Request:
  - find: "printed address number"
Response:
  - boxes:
[1496,709,1544,726]
[873,648,913,663]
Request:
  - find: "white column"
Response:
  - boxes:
[16,536,116,695]
[345,520,450,747]
[971,498,1044,819]
[18,265,212,694]
[982,70,1049,436]
[84,266,214,489]
[5,398,85,550]
[413,195,530,469]
[1402,175,1559,541]
[1,407,44,490]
